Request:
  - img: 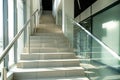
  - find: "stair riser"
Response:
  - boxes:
[21,54,76,60]
[14,69,85,79]
[33,34,64,36]
[17,60,80,68]
[30,37,66,40]
[30,40,69,44]
[30,49,73,53]
[30,45,69,48]
[30,35,66,37]
[30,43,69,47]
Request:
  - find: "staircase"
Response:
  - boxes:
[13,11,89,80]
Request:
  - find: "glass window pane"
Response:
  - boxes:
[17,0,24,60]
[0,0,3,53]
[0,0,3,75]
[92,4,120,67]
[8,0,14,66]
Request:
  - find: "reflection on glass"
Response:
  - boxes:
[8,0,14,66]
[102,20,119,30]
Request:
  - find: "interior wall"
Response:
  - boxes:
[62,0,74,47]
[26,0,40,34]
[52,0,61,17]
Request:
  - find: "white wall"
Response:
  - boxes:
[32,0,40,12]
[52,0,62,25]
[52,0,61,17]
[25,0,41,49]
[75,0,118,22]
[26,0,31,21]
[26,0,40,34]
[62,0,74,47]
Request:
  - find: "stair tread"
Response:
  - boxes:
[16,77,89,80]
[13,67,84,72]
[19,59,79,62]
[21,52,74,54]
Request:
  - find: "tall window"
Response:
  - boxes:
[0,0,3,74]
[0,0,3,53]
[8,0,14,66]
[17,0,24,60]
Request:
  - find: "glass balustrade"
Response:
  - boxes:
[65,14,120,80]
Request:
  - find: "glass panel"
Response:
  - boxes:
[74,18,92,58]
[17,0,24,60]
[0,0,3,75]
[93,4,120,54]
[65,4,120,80]
[8,0,14,66]
[73,24,120,80]
[92,3,120,66]
[0,0,3,54]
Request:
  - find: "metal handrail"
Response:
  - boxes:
[0,9,39,64]
[67,16,120,60]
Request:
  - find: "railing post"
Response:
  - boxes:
[2,68,7,80]
[27,25,30,54]
[34,14,36,33]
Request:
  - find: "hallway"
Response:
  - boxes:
[12,11,89,80]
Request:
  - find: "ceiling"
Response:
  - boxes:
[74,0,97,18]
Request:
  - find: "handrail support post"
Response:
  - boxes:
[2,67,7,80]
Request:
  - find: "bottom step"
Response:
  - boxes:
[14,77,89,80]
[13,67,85,79]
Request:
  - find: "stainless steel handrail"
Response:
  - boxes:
[0,9,39,64]
[67,16,120,60]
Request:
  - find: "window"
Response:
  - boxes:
[0,0,3,53]
[92,4,120,67]
[8,0,14,66]
[0,0,3,75]
[17,0,24,60]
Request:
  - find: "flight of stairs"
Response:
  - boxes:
[12,12,89,80]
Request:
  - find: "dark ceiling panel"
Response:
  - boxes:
[42,0,52,10]
[74,0,97,18]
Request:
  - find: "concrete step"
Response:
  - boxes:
[30,39,69,44]
[33,33,64,36]
[30,44,69,48]
[32,34,65,37]
[30,42,69,46]
[13,77,89,80]
[30,36,66,40]
[13,67,85,79]
[29,48,73,53]
[36,28,62,33]
[20,53,76,60]
[17,59,80,68]
[30,39,68,43]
